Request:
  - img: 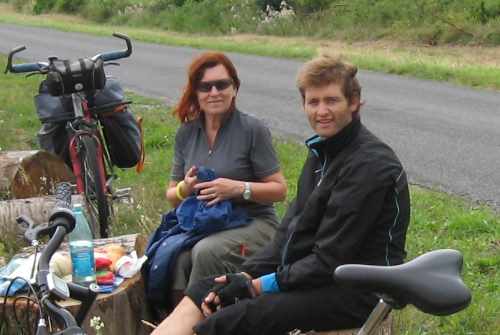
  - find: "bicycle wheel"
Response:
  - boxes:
[78,135,111,238]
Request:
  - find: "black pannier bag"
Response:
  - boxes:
[37,122,72,166]
[35,78,143,169]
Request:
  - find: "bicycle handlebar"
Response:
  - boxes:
[18,182,98,333]
[4,33,132,74]
[93,33,132,62]
[4,45,45,74]
[54,182,73,209]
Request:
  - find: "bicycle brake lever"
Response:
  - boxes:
[25,71,45,78]
[23,222,51,243]
[104,62,120,67]
[17,215,36,231]
[17,215,43,243]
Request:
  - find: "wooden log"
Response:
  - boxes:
[0,150,74,199]
[0,195,85,241]
[61,272,151,335]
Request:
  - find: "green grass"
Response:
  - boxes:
[349,53,500,90]
[397,187,500,334]
[0,54,498,334]
[0,5,500,91]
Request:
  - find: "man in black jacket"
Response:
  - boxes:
[152,55,410,335]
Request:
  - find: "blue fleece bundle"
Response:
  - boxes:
[142,167,249,307]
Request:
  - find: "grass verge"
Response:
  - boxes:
[0,54,498,334]
[0,4,499,91]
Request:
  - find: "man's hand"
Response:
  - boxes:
[201,273,257,317]
[194,178,244,206]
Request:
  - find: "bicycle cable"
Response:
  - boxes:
[0,276,42,333]
[13,295,38,335]
[29,241,40,286]
[1,240,43,333]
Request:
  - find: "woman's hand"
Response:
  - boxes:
[194,178,243,206]
[182,166,199,196]
[166,166,199,207]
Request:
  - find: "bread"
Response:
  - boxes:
[50,251,72,277]
[103,244,127,272]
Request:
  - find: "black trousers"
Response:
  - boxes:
[185,277,378,335]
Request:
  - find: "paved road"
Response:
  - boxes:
[1,24,499,208]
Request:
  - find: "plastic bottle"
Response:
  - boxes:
[69,204,96,286]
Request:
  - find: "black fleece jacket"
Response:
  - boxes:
[241,118,410,291]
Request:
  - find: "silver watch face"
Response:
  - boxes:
[243,183,251,200]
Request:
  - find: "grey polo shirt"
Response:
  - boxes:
[171,109,280,219]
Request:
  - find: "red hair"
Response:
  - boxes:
[174,52,240,123]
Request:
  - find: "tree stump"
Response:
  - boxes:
[0,150,74,200]
[0,234,151,335]
[59,234,150,335]
[61,272,151,335]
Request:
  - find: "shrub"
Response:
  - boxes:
[485,32,500,44]
[6,0,31,12]
[294,0,331,14]
[470,0,500,24]
[33,0,57,14]
[148,0,199,11]
[5,0,500,46]
[150,0,230,33]
[82,0,133,22]
[256,0,288,11]
[53,0,86,13]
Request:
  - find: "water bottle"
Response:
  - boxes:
[69,204,96,286]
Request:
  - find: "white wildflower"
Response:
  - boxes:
[90,316,105,334]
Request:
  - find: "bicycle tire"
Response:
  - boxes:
[78,135,111,238]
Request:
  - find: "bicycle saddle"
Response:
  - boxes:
[334,249,471,316]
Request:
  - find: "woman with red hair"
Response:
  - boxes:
[164,52,287,309]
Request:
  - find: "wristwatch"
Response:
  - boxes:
[243,182,252,200]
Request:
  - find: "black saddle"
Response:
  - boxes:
[334,249,471,316]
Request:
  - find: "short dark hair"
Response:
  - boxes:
[297,55,361,106]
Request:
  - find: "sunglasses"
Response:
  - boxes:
[197,79,233,93]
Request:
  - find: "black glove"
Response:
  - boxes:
[208,273,256,310]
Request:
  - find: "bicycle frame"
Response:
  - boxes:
[355,299,392,335]
[66,92,116,238]
[68,93,110,196]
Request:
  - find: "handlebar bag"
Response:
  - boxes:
[45,58,106,96]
